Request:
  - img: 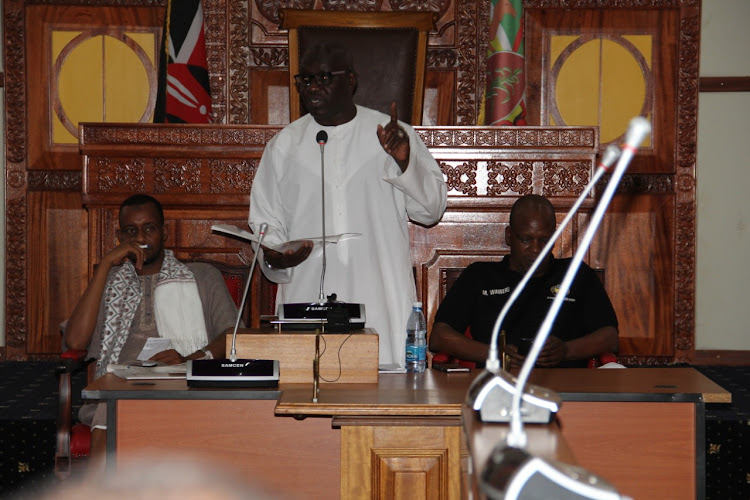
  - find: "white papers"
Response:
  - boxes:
[137,337,172,361]
[107,363,187,380]
[378,363,406,374]
[212,224,360,251]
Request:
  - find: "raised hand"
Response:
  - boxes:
[376,101,410,172]
[101,241,148,271]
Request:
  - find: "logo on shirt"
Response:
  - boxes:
[548,284,575,302]
[483,287,511,296]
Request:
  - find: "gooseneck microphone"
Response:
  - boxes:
[229,222,267,362]
[475,120,649,500]
[316,130,328,304]
[506,117,651,447]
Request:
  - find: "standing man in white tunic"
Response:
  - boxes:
[248,42,447,367]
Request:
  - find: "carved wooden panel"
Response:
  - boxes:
[523,0,700,363]
[77,123,600,347]
[340,424,464,500]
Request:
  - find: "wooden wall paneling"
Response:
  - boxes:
[423,71,456,125]
[524,6,678,174]
[25,5,163,172]
[26,191,89,354]
[590,193,675,360]
[3,0,698,364]
[79,123,599,347]
[250,70,289,125]
[523,0,701,363]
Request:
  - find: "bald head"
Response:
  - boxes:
[509,195,556,229]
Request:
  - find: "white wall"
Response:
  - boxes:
[696,0,750,349]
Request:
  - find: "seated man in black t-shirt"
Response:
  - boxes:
[429,194,618,368]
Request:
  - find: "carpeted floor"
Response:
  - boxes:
[0,361,747,498]
[0,361,87,498]
[696,365,750,500]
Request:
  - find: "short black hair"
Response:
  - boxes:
[119,194,164,226]
[300,41,355,74]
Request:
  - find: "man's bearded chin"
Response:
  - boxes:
[127,249,163,267]
[143,251,163,267]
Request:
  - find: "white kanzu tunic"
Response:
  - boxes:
[249,106,447,365]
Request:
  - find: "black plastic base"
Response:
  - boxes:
[186,359,279,388]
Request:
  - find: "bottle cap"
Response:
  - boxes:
[412,301,423,308]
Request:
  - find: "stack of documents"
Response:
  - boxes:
[107,363,187,380]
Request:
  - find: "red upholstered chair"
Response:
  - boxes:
[54,261,250,478]
[430,328,477,369]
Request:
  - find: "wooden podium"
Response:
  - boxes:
[229,328,379,384]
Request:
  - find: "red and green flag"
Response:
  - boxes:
[154,0,213,123]
[481,0,526,126]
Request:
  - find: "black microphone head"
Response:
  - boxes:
[316,130,328,145]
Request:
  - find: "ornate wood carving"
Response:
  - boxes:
[5,197,26,353]
[209,159,258,193]
[27,171,82,191]
[5,6,26,164]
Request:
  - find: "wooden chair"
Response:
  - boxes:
[280,8,434,125]
[54,260,251,478]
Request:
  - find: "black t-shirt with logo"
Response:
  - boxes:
[433,255,618,367]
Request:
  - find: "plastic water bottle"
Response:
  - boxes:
[405,302,427,373]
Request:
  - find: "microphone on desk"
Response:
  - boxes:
[273,131,363,332]
[186,222,280,387]
[476,117,650,500]
[316,130,328,304]
[229,222,268,361]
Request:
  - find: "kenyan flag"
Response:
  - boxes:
[154,0,213,123]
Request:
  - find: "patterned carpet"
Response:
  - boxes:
[696,365,750,500]
[0,361,747,498]
[0,361,87,498]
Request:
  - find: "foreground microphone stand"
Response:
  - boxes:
[186,222,280,387]
[474,117,651,500]
[316,130,328,304]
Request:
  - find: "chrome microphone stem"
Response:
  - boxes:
[507,118,650,447]
[229,222,268,362]
[319,142,327,304]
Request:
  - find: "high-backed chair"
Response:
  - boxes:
[280,9,435,125]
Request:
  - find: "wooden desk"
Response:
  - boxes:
[462,405,577,500]
[83,367,728,500]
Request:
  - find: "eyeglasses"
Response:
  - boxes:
[293,70,348,87]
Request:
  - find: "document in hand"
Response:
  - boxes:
[211,224,360,252]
